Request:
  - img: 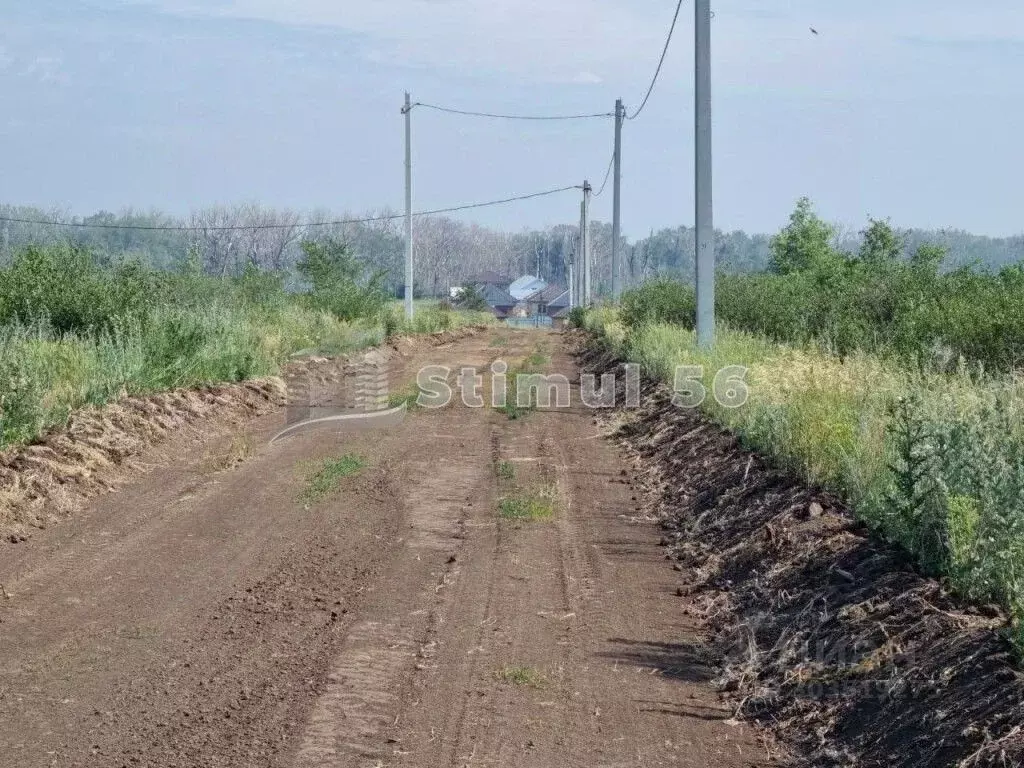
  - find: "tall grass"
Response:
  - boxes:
[586,309,1024,650]
[0,243,490,450]
[381,300,495,337]
[0,305,369,447]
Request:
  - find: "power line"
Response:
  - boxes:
[413,102,614,121]
[0,186,581,233]
[627,0,685,121]
[591,152,616,198]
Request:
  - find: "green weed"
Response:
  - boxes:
[0,243,489,450]
[388,384,421,410]
[301,454,366,502]
[499,345,549,420]
[498,487,556,522]
[495,665,547,688]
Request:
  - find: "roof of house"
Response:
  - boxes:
[509,275,547,301]
[464,271,513,287]
[477,283,516,308]
[524,284,569,306]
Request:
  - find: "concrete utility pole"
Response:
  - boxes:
[403,92,414,321]
[568,261,575,310]
[611,98,624,302]
[582,181,593,306]
[694,0,715,347]
[577,200,585,308]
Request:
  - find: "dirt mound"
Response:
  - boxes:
[0,327,487,539]
[383,325,486,353]
[0,379,287,536]
[579,343,1024,768]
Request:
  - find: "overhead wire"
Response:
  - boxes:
[404,0,688,200]
[591,152,616,198]
[412,102,613,121]
[0,186,581,233]
[626,0,685,120]
[4,1,692,236]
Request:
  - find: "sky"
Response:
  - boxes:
[1,0,1023,238]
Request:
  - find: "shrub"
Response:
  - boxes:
[620,279,696,329]
[455,285,489,312]
[585,310,1024,654]
[0,243,392,449]
[296,238,389,322]
[567,306,588,329]
[0,245,155,333]
[619,201,1024,374]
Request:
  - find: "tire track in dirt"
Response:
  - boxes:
[288,337,518,767]
[373,332,768,768]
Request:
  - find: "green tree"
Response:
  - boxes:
[768,197,837,275]
[296,239,388,322]
[910,243,946,274]
[859,218,904,267]
[455,284,489,312]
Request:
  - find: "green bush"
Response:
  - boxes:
[621,200,1024,373]
[296,238,389,322]
[567,306,588,329]
[0,242,494,450]
[0,245,155,333]
[455,285,490,312]
[586,309,1024,654]
[620,279,696,329]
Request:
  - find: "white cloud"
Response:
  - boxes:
[572,71,603,86]
[115,0,1024,99]
[22,55,69,85]
[114,0,668,84]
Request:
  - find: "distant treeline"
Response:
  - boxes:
[622,198,1024,373]
[2,200,1021,297]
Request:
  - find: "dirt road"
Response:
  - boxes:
[0,330,768,768]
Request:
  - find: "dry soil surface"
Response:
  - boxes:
[0,330,770,768]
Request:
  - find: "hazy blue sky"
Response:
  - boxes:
[1,1,1022,237]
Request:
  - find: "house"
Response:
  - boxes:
[522,284,569,318]
[450,271,514,301]
[474,283,517,319]
[508,275,547,301]
[504,284,570,327]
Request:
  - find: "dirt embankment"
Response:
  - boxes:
[578,338,1024,768]
[0,327,483,538]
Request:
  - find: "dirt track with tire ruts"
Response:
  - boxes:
[0,330,767,768]
[3,328,1020,768]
